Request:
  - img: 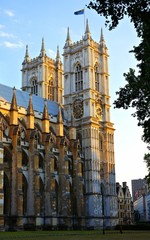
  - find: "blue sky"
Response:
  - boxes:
[0,0,148,192]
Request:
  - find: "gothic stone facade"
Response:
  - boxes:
[0,21,118,230]
[0,88,84,230]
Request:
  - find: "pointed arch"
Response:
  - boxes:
[22,174,28,215]
[74,63,83,91]
[22,148,29,167]
[39,152,44,169]
[0,112,9,138]
[94,63,100,91]
[39,177,44,215]
[4,172,10,215]
[4,146,12,165]
[30,77,38,95]
[48,77,54,100]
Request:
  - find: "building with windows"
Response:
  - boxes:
[116,182,132,225]
[0,20,118,230]
[132,178,148,202]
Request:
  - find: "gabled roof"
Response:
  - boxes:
[0,83,59,116]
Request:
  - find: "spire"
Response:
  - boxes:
[56,45,61,63]
[42,99,50,134]
[24,45,30,62]
[10,87,18,111]
[26,94,34,129]
[100,28,107,51]
[10,87,18,126]
[40,37,46,56]
[27,94,34,116]
[84,19,91,39]
[57,105,63,123]
[65,27,72,47]
[85,19,90,34]
[100,28,104,42]
[56,105,63,137]
[42,99,49,120]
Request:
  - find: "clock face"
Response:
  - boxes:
[73,98,84,119]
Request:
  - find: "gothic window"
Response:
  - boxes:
[48,79,54,100]
[75,64,83,91]
[31,78,38,95]
[22,175,28,215]
[95,65,99,91]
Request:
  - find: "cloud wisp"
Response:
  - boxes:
[4,9,14,17]
[0,31,16,38]
[2,41,24,49]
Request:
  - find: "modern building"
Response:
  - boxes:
[116,182,132,225]
[0,21,118,230]
[134,193,150,222]
[132,178,148,202]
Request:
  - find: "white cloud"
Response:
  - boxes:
[0,31,16,38]
[4,10,14,17]
[3,41,24,48]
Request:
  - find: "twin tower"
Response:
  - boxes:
[21,20,118,228]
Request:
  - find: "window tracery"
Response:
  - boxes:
[75,64,83,91]
[31,78,38,95]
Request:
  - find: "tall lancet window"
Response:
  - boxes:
[75,64,83,91]
[48,79,54,100]
[95,65,99,91]
[31,78,38,95]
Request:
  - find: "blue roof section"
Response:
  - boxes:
[0,83,59,116]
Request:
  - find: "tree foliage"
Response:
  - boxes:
[144,153,150,188]
[87,0,150,145]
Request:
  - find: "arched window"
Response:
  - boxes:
[75,64,83,91]
[48,79,54,100]
[31,78,38,95]
[94,65,99,91]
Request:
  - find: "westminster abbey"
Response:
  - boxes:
[0,20,118,230]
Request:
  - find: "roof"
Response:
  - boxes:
[0,83,59,116]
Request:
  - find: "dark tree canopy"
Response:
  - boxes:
[144,153,150,187]
[88,0,150,144]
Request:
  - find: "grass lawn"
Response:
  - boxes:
[0,230,150,240]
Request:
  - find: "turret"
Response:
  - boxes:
[84,19,91,40]
[100,28,108,54]
[40,37,46,57]
[23,45,31,63]
[10,87,18,125]
[56,45,61,64]
[65,27,72,47]
[42,99,50,133]
[26,94,34,129]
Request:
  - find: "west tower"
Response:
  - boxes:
[21,39,63,104]
[63,20,118,228]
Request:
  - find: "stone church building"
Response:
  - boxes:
[0,20,118,230]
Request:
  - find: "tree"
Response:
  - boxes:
[144,153,150,188]
[87,0,150,182]
[87,0,150,143]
